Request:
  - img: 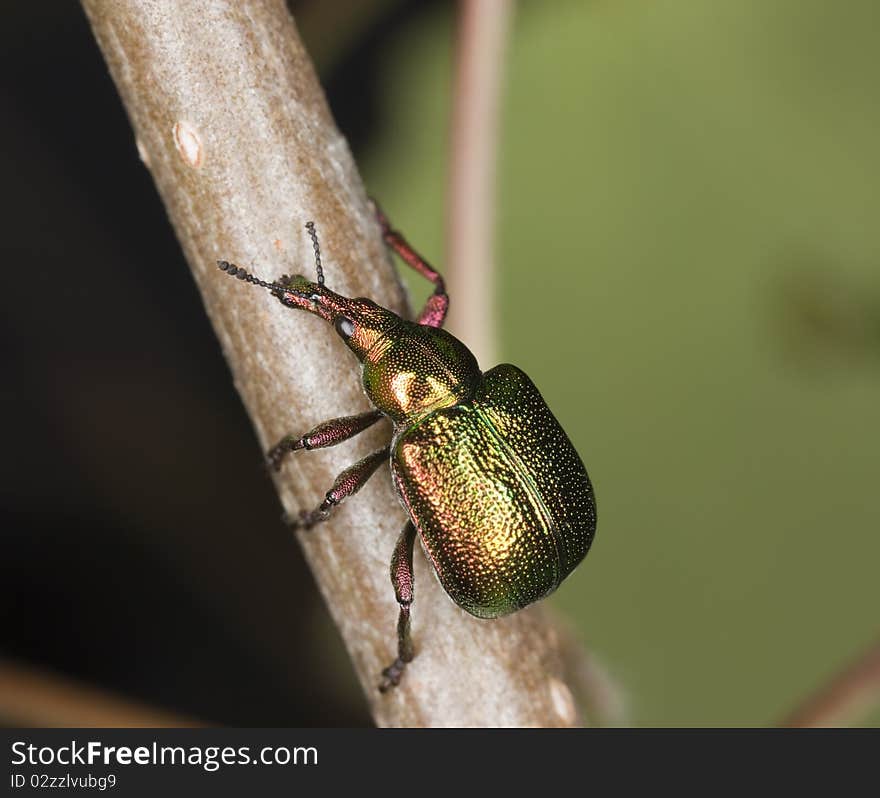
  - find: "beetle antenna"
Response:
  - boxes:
[216,260,288,293]
[305,221,325,287]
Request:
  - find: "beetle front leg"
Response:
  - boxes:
[371,199,449,329]
[268,409,383,471]
[287,446,390,530]
[379,521,417,692]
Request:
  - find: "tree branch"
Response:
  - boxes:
[781,638,880,728]
[82,0,585,727]
[446,0,512,366]
[0,658,199,727]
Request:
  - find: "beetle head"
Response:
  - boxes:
[217,221,400,362]
[271,276,398,360]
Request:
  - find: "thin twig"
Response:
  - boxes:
[81,0,586,727]
[781,638,880,727]
[446,0,513,367]
[0,658,199,727]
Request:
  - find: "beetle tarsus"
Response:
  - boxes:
[267,436,302,471]
[378,656,410,693]
[282,508,330,531]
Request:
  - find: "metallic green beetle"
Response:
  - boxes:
[218,203,597,691]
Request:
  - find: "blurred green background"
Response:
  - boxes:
[361,0,880,725]
[1,0,877,727]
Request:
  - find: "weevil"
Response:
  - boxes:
[218,203,597,691]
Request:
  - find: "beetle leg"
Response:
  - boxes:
[379,521,417,692]
[267,409,383,471]
[286,446,390,531]
[370,199,449,329]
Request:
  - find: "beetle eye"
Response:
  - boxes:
[335,316,355,339]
